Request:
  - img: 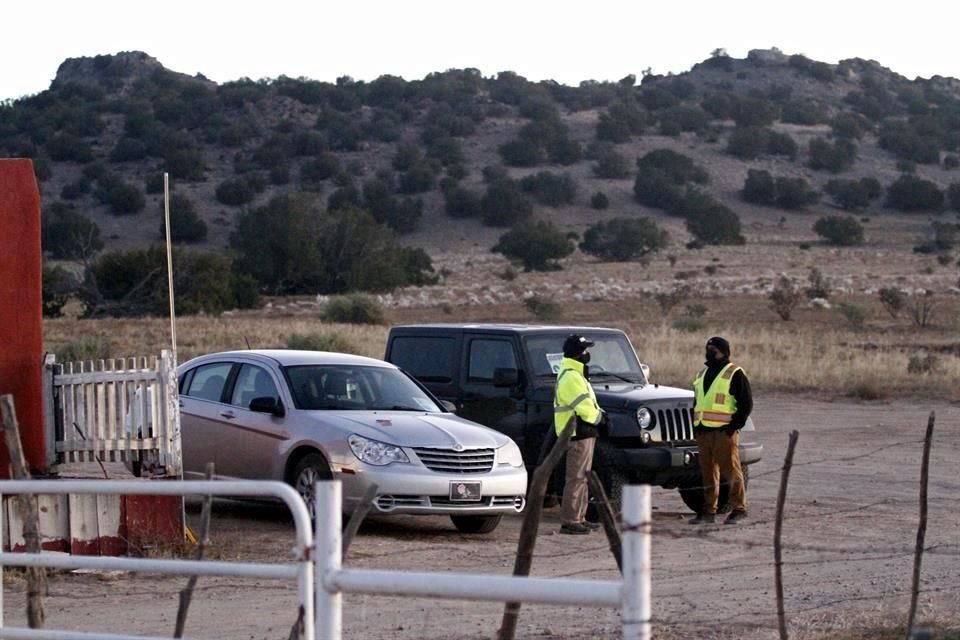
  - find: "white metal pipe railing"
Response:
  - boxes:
[0,480,314,640]
[314,481,652,640]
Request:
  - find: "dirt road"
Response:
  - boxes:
[4,394,959,639]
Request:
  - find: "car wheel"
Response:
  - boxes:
[679,466,750,514]
[450,514,502,534]
[292,453,333,520]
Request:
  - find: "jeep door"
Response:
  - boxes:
[457,334,527,447]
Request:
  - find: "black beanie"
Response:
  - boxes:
[706,336,731,358]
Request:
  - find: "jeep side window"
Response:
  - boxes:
[467,339,517,383]
[389,336,457,383]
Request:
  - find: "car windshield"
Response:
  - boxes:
[283,364,443,412]
[523,334,646,384]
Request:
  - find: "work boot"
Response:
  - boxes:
[559,522,591,535]
[583,520,601,530]
[688,512,716,525]
[724,510,747,525]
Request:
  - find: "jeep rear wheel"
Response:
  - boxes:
[450,514,502,534]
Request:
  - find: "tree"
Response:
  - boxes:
[492,220,574,271]
[215,178,256,206]
[885,174,944,212]
[636,149,708,185]
[768,276,801,320]
[481,179,533,227]
[824,177,883,211]
[519,171,577,207]
[808,137,857,173]
[684,200,745,245]
[742,170,776,205]
[813,215,865,246]
[159,194,207,243]
[42,202,103,260]
[579,217,668,261]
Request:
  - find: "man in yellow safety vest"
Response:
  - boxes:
[555,334,607,535]
[690,336,753,525]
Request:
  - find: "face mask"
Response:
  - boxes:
[579,352,591,364]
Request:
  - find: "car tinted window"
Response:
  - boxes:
[230,364,279,408]
[285,364,440,412]
[389,336,457,383]
[467,339,517,383]
[183,363,233,402]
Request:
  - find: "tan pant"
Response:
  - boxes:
[560,437,596,525]
[695,429,746,515]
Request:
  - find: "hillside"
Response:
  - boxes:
[3,48,960,312]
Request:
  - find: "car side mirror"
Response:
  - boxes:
[640,363,651,381]
[249,396,285,417]
[493,367,520,387]
[439,399,457,413]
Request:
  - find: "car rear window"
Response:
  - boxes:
[389,336,457,383]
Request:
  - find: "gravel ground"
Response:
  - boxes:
[3,393,959,639]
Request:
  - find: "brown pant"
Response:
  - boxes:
[560,437,596,525]
[695,429,746,515]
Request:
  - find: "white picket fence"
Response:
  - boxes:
[47,350,181,476]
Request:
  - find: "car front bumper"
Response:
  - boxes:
[337,463,528,516]
[622,441,764,486]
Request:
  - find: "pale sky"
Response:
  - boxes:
[3,1,959,102]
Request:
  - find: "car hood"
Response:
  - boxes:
[324,411,509,449]
[591,382,694,410]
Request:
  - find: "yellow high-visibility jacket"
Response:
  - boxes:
[554,357,601,436]
[693,362,743,428]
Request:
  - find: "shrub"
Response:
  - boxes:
[492,220,574,271]
[907,353,941,374]
[731,97,780,127]
[481,179,533,227]
[948,183,960,211]
[42,202,103,259]
[885,174,944,211]
[163,147,206,181]
[742,169,776,205]
[727,127,767,160]
[769,276,801,320]
[814,216,865,246]
[519,171,577,206]
[636,149,709,184]
[398,162,437,194]
[684,199,745,245]
[579,217,668,261]
[781,100,827,125]
[830,112,870,140]
[824,178,883,211]
[96,177,145,215]
[806,267,831,299]
[300,153,342,185]
[906,291,936,328]
[943,155,960,170]
[215,178,256,206]
[654,285,690,315]
[55,335,113,364]
[109,137,148,162]
[60,177,92,200]
[590,192,609,210]
[444,186,482,218]
[774,177,819,210]
[499,137,545,167]
[592,147,630,179]
[633,167,686,213]
[286,332,358,354]
[320,294,386,325]
[878,287,906,318]
[46,133,95,162]
[808,137,857,173]
[160,194,207,243]
[523,294,561,321]
[837,303,867,330]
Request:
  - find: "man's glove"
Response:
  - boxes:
[597,410,611,437]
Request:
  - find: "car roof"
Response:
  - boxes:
[389,323,627,336]
[179,349,395,370]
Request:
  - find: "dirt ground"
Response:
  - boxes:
[3,393,959,639]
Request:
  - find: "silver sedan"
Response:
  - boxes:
[177,350,527,533]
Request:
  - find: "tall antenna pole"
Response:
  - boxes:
[163,172,178,365]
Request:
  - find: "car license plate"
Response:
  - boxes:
[449,481,482,502]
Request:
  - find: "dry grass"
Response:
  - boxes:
[45,290,960,402]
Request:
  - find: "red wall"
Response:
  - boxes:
[0,159,46,476]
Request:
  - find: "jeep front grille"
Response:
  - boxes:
[657,408,694,442]
[412,447,495,473]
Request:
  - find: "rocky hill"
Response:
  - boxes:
[3,48,960,307]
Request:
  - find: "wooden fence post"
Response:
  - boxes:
[1,394,46,629]
[774,430,799,640]
[497,419,573,640]
[905,412,935,640]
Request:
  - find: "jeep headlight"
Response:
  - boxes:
[348,434,409,466]
[636,407,653,429]
[497,439,524,467]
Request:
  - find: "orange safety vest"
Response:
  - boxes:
[693,363,743,428]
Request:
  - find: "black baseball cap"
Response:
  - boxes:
[563,334,595,357]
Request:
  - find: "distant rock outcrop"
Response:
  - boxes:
[51,51,210,93]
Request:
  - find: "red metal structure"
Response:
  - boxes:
[0,159,46,476]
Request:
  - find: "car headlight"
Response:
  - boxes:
[497,439,524,467]
[636,407,653,429]
[348,434,409,466]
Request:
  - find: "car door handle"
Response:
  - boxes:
[219,411,236,419]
